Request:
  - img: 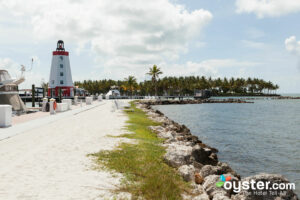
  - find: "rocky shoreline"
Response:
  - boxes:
[136,101,298,200]
[143,99,254,105]
[276,96,300,100]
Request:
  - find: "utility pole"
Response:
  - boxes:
[32,84,35,107]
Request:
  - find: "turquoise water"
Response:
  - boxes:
[154,99,300,195]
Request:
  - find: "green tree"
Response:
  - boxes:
[125,76,137,97]
[147,65,163,97]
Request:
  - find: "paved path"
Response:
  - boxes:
[0,100,129,200]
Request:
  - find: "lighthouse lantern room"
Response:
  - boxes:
[48,40,74,98]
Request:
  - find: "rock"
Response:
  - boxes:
[176,136,185,141]
[200,165,219,178]
[202,174,238,199]
[163,143,193,167]
[199,163,239,179]
[158,131,174,139]
[203,175,229,198]
[212,193,231,200]
[163,141,192,148]
[155,117,168,123]
[231,173,298,200]
[148,126,175,139]
[198,143,218,153]
[178,165,195,182]
[191,183,206,194]
[148,125,164,133]
[231,194,246,200]
[184,184,210,200]
[192,193,210,200]
[164,137,177,144]
[191,144,218,165]
[193,161,204,170]
[217,162,240,179]
[195,173,204,184]
[154,109,164,116]
[182,135,200,145]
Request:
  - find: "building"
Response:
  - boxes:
[48,40,74,98]
[194,89,212,99]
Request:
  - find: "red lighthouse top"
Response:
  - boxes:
[53,40,69,56]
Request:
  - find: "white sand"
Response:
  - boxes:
[0,100,130,200]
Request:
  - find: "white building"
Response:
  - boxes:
[48,40,74,98]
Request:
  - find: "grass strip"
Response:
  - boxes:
[90,101,189,200]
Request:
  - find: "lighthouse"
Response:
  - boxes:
[48,40,74,98]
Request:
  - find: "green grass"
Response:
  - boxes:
[90,101,189,200]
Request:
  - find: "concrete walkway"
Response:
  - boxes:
[0,100,129,200]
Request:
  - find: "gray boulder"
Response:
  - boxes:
[200,165,219,178]
[191,144,218,165]
[158,131,174,139]
[192,193,210,200]
[164,143,193,167]
[213,193,231,200]
[178,165,195,182]
[200,163,239,178]
[149,126,175,139]
[185,183,210,200]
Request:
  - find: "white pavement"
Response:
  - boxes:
[0,100,130,200]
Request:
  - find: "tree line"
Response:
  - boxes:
[74,65,279,96]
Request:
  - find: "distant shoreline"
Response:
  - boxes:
[212,94,300,100]
[212,93,280,97]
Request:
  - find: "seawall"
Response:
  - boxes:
[136,101,298,200]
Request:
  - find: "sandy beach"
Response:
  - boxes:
[0,100,129,200]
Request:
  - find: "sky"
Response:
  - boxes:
[0,0,300,93]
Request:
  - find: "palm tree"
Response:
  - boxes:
[124,76,137,97]
[41,81,49,97]
[75,76,279,97]
[147,65,163,97]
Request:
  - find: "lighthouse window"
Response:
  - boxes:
[52,80,54,84]
[60,80,64,84]
[60,72,64,76]
[60,64,63,68]
[60,56,63,61]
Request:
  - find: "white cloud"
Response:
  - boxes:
[285,36,300,55]
[0,58,20,79]
[236,0,300,18]
[0,0,212,80]
[285,36,300,69]
[160,59,259,78]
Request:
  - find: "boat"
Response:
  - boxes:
[105,86,121,99]
[0,70,26,112]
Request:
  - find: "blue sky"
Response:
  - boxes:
[177,0,300,93]
[0,0,300,92]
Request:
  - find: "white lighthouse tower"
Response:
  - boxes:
[48,40,74,98]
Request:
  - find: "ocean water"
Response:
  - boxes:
[154,99,300,195]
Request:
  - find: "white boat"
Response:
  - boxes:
[0,70,26,111]
[105,86,121,99]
